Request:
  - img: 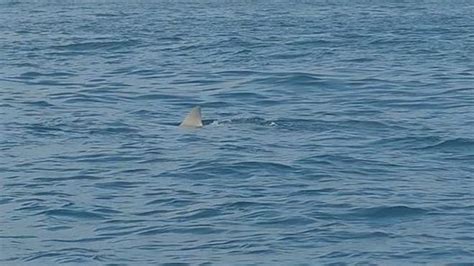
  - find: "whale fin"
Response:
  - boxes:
[180,106,203,128]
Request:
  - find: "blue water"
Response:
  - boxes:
[1,1,473,265]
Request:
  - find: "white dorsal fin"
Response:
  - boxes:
[180,106,203,128]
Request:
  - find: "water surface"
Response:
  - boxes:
[1,0,473,265]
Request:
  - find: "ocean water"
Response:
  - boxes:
[1,0,473,265]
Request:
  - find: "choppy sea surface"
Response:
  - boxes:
[1,1,474,265]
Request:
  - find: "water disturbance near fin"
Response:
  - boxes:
[179,106,203,128]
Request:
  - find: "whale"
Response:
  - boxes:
[180,106,203,128]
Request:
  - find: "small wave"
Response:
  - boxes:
[45,236,113,243]
[160,263,191,266]
[23,101,54,107]
[285,38,333,46]
[436,87,474,96]
[419,138,474,152]
[214,36,258,48]
[175,208,223,221]
[33,175,101,183]
[268,51,312,60]
[23,248,100,263]
[145,198,194,207]
[133,93,192,102]
[94,181,144,190]
[39,209,106,220]
[214,117,277,127]
[137,225,225,236]
[233,161,296,172]
[50,40,136,52]
[0,235,37,239]
[289,188,337,196]
[18,71,75,79]
[0,77,79,86]
[371,135,441,149]
[219,201,275,210]
[62,94,119,104]
[213,91,267,100]
[24,124,66,137]
[250,72,324,87]
[89,126,139,135]
[342,57,376,63]
[215,70,261,76]
[338,119,405,131]
[93,12,121,17]
[353,206,428,219]
[209,120,219,126]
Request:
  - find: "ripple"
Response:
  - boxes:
[39,209,106,220]
[352,206,429,219]
[50,40,137,51]
[419,138,474,152]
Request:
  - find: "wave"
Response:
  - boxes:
[418,138,474,152]
[250,72,324,87]
[352,206,429,219]
[50,40,137,52]
[39,209,106,220]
